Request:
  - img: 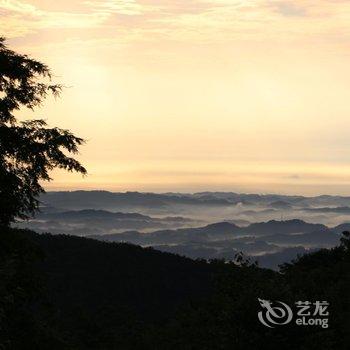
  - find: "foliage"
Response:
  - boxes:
[0,38,86,225]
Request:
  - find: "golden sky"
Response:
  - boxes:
[3,0,350,195]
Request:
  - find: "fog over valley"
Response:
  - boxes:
[14,191,347,269]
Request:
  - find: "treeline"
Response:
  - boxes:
[0,227,349,349]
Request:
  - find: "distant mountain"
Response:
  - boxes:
[197,222,240,234]
[40,190,350,212]
[90,221,240,245]
[17,209,200,236]
[152,240,280,262]
[91,225,339,269]
[40,191,233,210]
[242,219,327,235]
[262,230,340,247]
[254,247,311,270]
[90,219,329,244]
[37,209,195,226]
[38,209,152,221]
[240,209,278,216]
[88,219,337,263]
[332,222,350,232]
[226,219,250,226]
[301,206,350,214]
[269,200,292,209]
[194,192,302,204]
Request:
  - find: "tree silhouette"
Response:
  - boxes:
[0,38,86,226]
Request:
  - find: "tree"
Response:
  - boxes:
[0,38,86,226]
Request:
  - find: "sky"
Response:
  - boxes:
[3,0,350,195]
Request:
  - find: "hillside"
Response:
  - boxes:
[1,226,349,349]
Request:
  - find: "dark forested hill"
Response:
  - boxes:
[1,227,349,349]
[30,231,214,320]
[0,227,214,349]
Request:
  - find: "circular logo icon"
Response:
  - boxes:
[258,298,293,328]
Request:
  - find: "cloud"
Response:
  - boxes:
[269,1,308,17]
[0,0,110,38]
[3,0,350,52]
[0,0,36,13]
[84,0,145,16]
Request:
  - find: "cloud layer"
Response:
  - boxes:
[2,0,350,44]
